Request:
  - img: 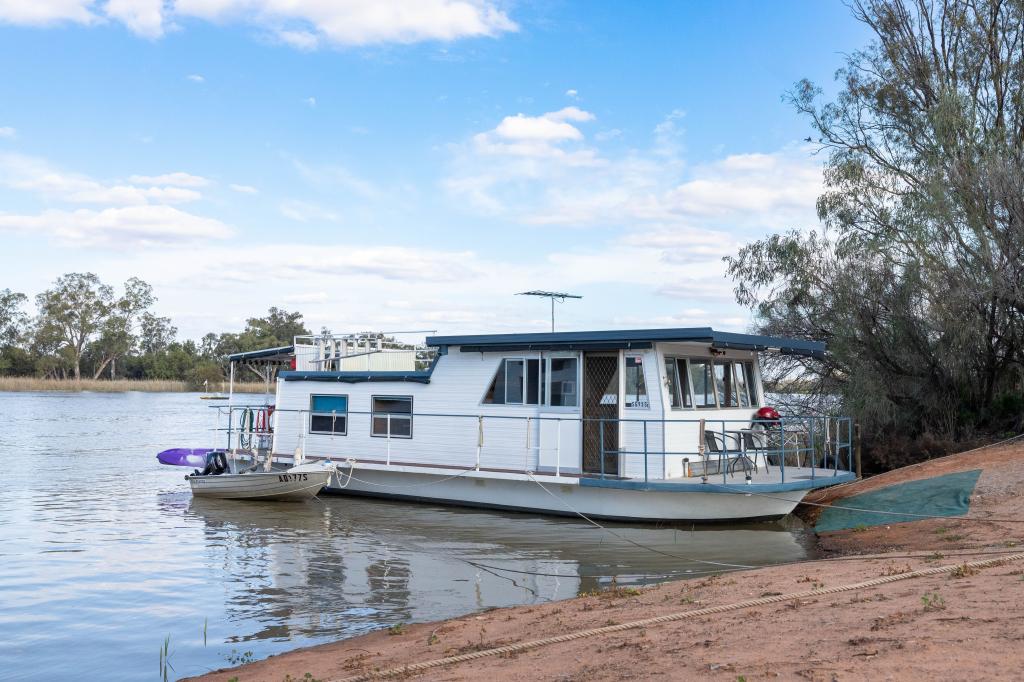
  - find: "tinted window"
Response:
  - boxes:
[549,357,578,407]
[624,356,649,408]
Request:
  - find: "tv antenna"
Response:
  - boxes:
[517,290,582,332]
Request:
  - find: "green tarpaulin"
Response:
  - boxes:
[815,469,982,533]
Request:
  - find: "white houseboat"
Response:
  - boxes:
[214,328,855,522]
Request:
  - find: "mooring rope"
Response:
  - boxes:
[525,473,757,570]
[331,551,1024,682]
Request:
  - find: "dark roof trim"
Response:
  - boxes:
[281,371,431,384]
[458,341,652,353]
[227,345,294,362]
[279,348,444,384]
[427,328,825,358]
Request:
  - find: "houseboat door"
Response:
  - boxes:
[582,353,619,476]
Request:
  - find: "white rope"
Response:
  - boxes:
[525,472,756,569]
[331,551,1024,682]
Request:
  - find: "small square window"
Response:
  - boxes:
[310,394,348,435]
[372,396,413,438]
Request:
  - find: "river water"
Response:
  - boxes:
[0,391,816,680]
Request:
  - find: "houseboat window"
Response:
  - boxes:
[664,358,680,408]
[484,358,544,405]
[713,361,740,407]
[689,359,716,408]
[371,396,413,438]
[624,356,649,408]
[484,360,508,404]
[734,361,755,407]
[526,359,541,405]
[664,357,694,409]
[549,357,578,407]
[506,359,525,404]
[309,394,348,435]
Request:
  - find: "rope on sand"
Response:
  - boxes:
[331,551,1024,682]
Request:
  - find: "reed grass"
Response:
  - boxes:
[0,377,268,393]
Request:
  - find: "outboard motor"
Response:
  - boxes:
[198,450,229,476]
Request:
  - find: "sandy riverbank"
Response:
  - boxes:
[190,441,1024,681]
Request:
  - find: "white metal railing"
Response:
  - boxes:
[215,406,854,485]
[292,332,437,372]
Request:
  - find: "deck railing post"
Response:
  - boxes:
[779,419,786,484]
[599,419,606,479]
[386,413,392,466]
[698,418,707,484]
[809,416,815,480]
[555,419,561,477]
[476,416,483,471]
[525,417,532,473]
[854,421,862,479]
[643,419,649,484]
[721,421,727,484]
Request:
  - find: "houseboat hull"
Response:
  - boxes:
[314,462,855,522]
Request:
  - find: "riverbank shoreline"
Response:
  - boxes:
[0,377,266,393]
[190,440,1024,681]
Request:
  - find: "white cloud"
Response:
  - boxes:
[289,157,382,200]
[0,205,234,246]
[565,88,578,99]
[0,0,97,26]
[104,0,165,38]
[0,127,15,138]
[0,154,205,205]
[127,172,209,187]
[446,109,822,233]
[186,73,205,83]
[304,96,317,108]
[0,0,518,45]
[279,199,339,223]
[229,183,258,194]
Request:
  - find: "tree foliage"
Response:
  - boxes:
[0,274,311,389]
[727,0,1024,469]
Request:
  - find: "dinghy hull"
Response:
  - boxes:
[188,470,331,501]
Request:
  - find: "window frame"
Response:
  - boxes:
[309,394,349,435]
[623,353,651,410]
[479,354,579,410]
[663,356,696,410]
[370,395,414,439]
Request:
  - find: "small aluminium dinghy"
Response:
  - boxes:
[157,448,336,501]
[188,458,335,501]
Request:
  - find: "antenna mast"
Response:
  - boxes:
[516,290,582,332]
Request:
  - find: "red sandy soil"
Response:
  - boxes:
[189,441,1024,682]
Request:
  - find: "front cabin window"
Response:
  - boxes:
[371,396,413,438]
[664,357,693,409]
[624,355,650,409]
[309,394,348,434]
[665,357,758,409]
[482,356,577,407]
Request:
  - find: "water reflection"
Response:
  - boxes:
[0,392,815,681]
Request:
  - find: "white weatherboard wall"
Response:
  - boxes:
[273,350,584,473]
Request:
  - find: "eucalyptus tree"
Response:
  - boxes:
[727,0,1024,463]
[35,273,114,381]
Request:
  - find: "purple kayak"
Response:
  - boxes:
[157,448,215,467]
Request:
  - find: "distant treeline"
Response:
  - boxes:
[0,273,310,389]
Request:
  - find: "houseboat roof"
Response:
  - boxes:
[226,345,294,362]
[426,327,825,358]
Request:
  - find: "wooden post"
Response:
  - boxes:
[855,422,863,479]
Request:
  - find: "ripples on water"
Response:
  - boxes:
[0,392,815,680]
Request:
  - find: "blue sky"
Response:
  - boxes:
[0,1,870,341]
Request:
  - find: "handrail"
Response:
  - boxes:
[212,404,854,484]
